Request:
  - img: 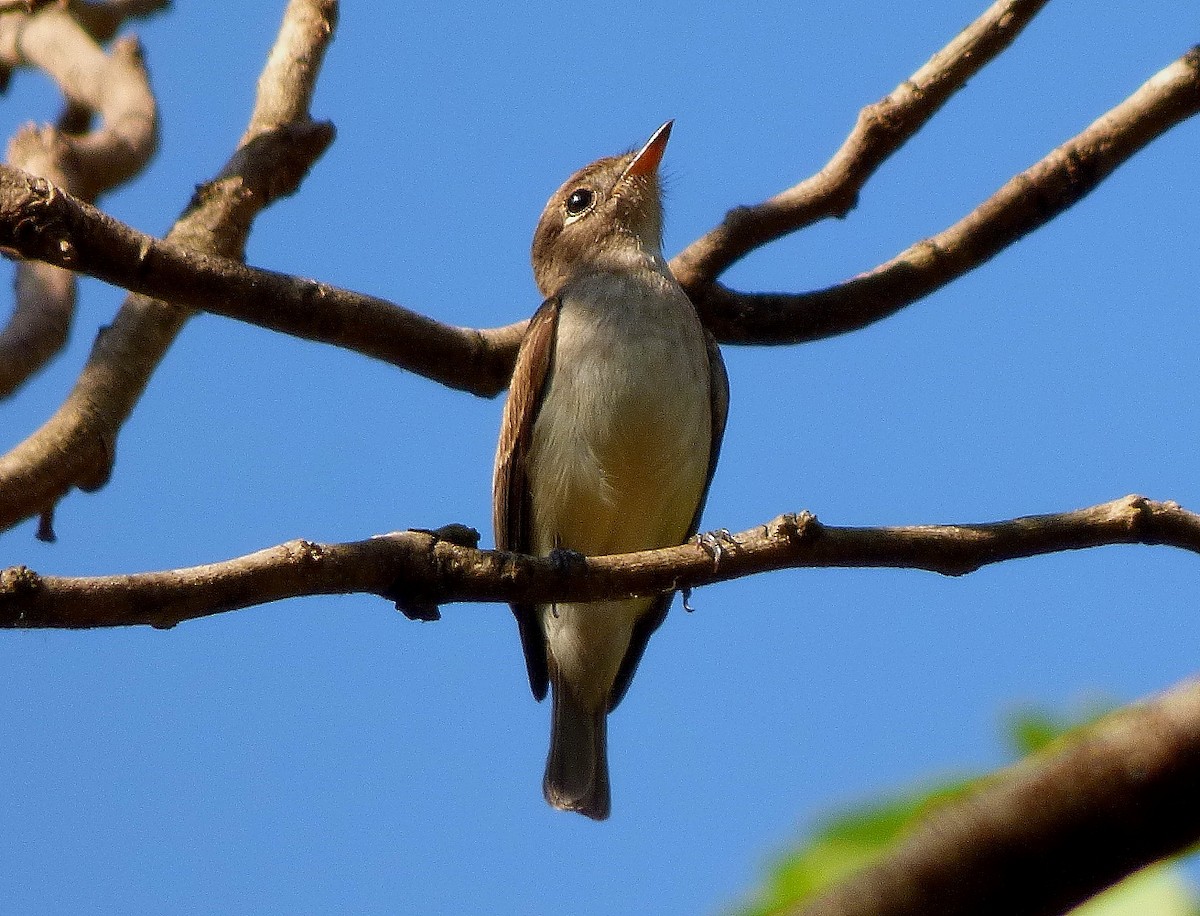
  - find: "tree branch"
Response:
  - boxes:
[694,45,1200,343]
[0,163,524,396]
[0,27,1193,400]
[793,675,1200,916]
[0,3,160,397]
[0,0,337,537]
[1,495,1195,629]
[669,0,1051,290]
[66,1,171,45]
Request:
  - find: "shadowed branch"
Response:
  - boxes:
[793,675,1200,916]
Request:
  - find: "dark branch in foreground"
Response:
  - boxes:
[1,495,1195,629]
[796,675,1200,916]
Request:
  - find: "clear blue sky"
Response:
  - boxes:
[3,2,1198,913]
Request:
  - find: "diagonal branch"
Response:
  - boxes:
[793,675,1200,916]
[669,0,1051,291]
[1,495,1195,629]
[0,0,338,538]
[695,46,1200,343]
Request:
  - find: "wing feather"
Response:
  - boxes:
[493,298,562,701]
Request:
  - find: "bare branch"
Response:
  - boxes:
[693,46,1200,343]
[0,0,338,536]
[0,6,158,397]
[0,39,1194,400]
[793,676,1200,916]
[670,0,1051,290]
[1,495,1195,629]
[0,163,523,396]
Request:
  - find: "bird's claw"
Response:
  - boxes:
[695,528,736,566]
[548,547,587,571]
[547,548,587,618]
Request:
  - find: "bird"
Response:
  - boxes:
[493,121,728,820]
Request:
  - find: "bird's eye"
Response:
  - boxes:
[565,188,594,216]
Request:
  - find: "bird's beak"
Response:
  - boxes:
[622,120,673,179]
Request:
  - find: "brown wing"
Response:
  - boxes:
[493,297,561,702]
[609,332,730,712]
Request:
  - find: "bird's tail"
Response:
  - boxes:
[544,680,610,821]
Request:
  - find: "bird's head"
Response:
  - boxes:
[531,121,672,297]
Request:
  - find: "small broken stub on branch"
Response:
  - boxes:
[382,572,442,622]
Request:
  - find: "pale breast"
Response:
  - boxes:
[527,267,713,558]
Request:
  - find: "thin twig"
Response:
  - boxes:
[693,46,1200,343]
[670,0,1052,290]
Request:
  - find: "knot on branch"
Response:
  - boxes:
[766,510,821,545]
[1112,493,1169,546]
[284,538,325,564]
[0,564,42,624]
[387,525,482,623]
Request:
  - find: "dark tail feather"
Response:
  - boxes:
[543,682,610,820]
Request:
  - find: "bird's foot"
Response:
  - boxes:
[548,547,587,570]
[695,528,737,567]
[546,548,587,618]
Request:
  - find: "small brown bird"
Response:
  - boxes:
[493,122,728,820]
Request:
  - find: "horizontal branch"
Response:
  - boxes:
[695,45,1200,343]
[2,495,1196,629]
[670,0,1051,289]
[797,675,1200,916]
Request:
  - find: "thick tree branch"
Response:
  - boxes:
[695,46,1200,343]
[669,0,1051,290]
[1,495,1195,629]
[793,675,1200,916]
[0,3,161,397]
[0,0,337,537]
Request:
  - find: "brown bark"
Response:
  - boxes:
[0,2,163,397]
[0,0,336,538]
[2,495,1193,629]
[794,677,1200,916]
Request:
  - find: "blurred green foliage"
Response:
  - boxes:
[729,703,1199,916]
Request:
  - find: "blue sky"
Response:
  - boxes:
[2,2,1198,913]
